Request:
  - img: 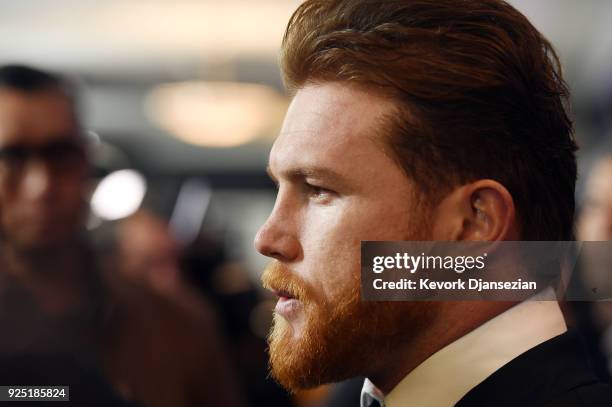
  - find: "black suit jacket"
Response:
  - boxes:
[456,330,612,406]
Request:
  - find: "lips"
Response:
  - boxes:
[269,288,301,319]
[275,297,301,318]
[260,262,306,319]
[273,289,296,300]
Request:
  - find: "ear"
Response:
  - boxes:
[431,179,519,241]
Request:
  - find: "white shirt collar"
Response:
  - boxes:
[360,288,567,407]
[361,377,384,407]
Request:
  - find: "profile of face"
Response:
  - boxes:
[255,83,441,392]
[0,87,88,251]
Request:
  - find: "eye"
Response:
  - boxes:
[0,146,28,169]
[305,182,334,202]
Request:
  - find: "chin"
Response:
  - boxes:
[269,307,351,392]
[283,317,308,341]
[12,229,72,253]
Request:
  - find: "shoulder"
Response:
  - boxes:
[541,382,612,407]
[457,330,612,407]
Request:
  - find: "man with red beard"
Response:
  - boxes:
[255,1,612,406]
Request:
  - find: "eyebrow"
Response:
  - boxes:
[266,164,349,187]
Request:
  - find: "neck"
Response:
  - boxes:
[4,242,80,280]
[2,240,89,314]
[368,301,514,394]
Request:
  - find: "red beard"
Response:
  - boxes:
[261,260,437,393]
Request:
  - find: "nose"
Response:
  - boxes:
[21,159,54,201]
[254,200,301,262]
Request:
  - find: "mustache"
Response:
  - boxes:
[261,261,311,301]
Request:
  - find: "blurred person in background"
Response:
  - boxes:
[181,231,297,407]
[0,64,244,407]
[0,64,129,405]
[114,201,296,406]
[255,1,612,406]
[579,153,612,241]
[574,151,612,382]
[115,210,194,300]
[101,209,245,407]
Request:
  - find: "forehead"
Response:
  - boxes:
[269,82,397,176]
[0,88,77,147]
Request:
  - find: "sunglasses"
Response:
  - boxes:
[0,139,86,174]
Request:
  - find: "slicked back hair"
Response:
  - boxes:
[281,0,577,240]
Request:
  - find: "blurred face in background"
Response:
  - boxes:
[577,156,612,306]
[0,87,88,251]
[579,156,612,241]
[256,83,439,391]
[117,212,183,295]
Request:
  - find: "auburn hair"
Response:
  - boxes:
[280,0,577,240]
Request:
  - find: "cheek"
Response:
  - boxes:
[297,205,359,300]
[301,197,422,298]
[299,199,409,300]
[0,180,18,218]
[56,178,86,206]
[0,174,16,198]
[334,197,416,241]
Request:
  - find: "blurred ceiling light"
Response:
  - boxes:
[91,169,147,221]
[0,1,302,66]
[145,81,288,148]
